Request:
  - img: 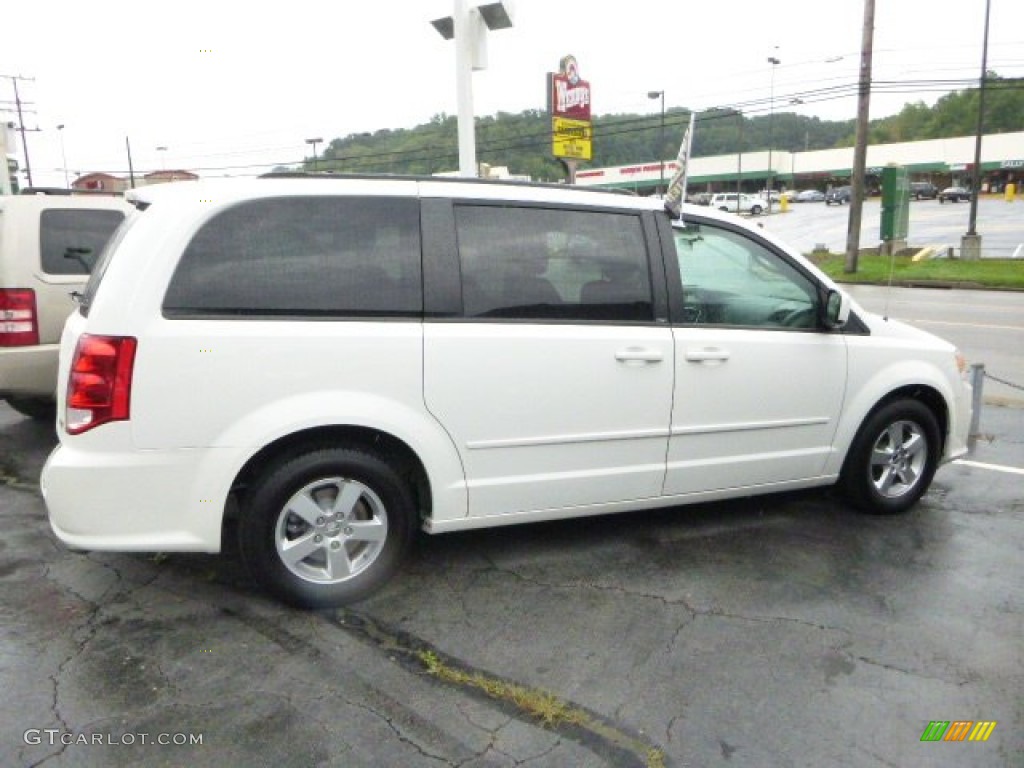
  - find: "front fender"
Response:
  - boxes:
[827,356,962,476]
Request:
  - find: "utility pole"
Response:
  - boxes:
[2,75,36,188]
[962,0,992,260]
[125,137,136,189]
[844,0,875,273]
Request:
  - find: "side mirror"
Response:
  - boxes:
[824,289,850,329]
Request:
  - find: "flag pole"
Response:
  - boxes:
[663,111,695,221]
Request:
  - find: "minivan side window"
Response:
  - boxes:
[40,209,126,275]
[673,221,818,328]
[163,197,422,317]
[454,205,653,322]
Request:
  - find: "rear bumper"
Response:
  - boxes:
[0,344,59,399]
[41,438,235,552]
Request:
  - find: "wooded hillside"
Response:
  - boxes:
[304,75,1023,182]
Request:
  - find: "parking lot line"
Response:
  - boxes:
[954,459,1024,476]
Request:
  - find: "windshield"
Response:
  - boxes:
[79,208,143,317]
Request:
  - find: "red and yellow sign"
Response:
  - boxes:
[548,56,592,161]
[551,117,592,160]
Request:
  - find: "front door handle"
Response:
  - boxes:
[685,346,731,363]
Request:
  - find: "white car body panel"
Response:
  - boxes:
[665,327,847,494]
[424,322,674,517]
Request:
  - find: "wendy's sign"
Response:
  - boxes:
[547,55,591,121]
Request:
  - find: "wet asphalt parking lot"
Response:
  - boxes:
[2,399,1022,766]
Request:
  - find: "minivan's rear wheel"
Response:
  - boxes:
[239,448,416,608]
[840,399,941,515]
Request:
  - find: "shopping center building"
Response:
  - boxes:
[574,131,1024,197]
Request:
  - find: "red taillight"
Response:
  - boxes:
[66,334,137,434]
[0,288,40,347]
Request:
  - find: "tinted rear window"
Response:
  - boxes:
[39,209,126,275]
[454,205,653,322]
[163,196,422,317]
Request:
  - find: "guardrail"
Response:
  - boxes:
[969,363,1024,439]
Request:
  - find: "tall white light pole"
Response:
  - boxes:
[432,1,515,177]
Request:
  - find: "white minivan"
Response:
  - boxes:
[41,176,971,608]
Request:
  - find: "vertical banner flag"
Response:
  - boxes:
[664,112,696,218]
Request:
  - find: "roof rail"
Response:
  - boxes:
[257,171,639,196]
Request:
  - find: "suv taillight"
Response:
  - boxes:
[66,334,137,434]
[0,289,40,347]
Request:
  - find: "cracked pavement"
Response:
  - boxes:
[1,401,1021,767]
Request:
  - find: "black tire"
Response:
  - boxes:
[6,397,56,423]
[840,399,941,515]
[238,448,417,608]
[750,205,763,216]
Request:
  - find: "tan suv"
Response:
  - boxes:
[0,193,130,420]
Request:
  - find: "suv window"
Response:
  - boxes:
[163,197,422,317]
[39,209,126,275]
[454,205,653,322]
[673,221,818,328]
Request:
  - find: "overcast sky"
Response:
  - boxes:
[3,0,1022,187]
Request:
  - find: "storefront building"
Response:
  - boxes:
[575,131,1024,196]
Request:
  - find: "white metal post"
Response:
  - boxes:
[453,0,477,177]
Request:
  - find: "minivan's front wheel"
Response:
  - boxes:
[239,448,416,608]
[841,399,941,515]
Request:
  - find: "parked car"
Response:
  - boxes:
[938,186,972,203]
[910,182,938,200]
[825,186,852,205]
[794,189,826,202]
[687,192,712,206]
[709,192,765,215]
[0,193,131,420]
[41,176,971,608]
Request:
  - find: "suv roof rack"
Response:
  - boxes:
[258,171,638,196]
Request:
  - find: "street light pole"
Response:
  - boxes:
[305,137,322,172]
[767,55,780,212]
[431,1,515,177]
[56,124,69,189]
[735,110,743,199]
[647,90,665,195]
